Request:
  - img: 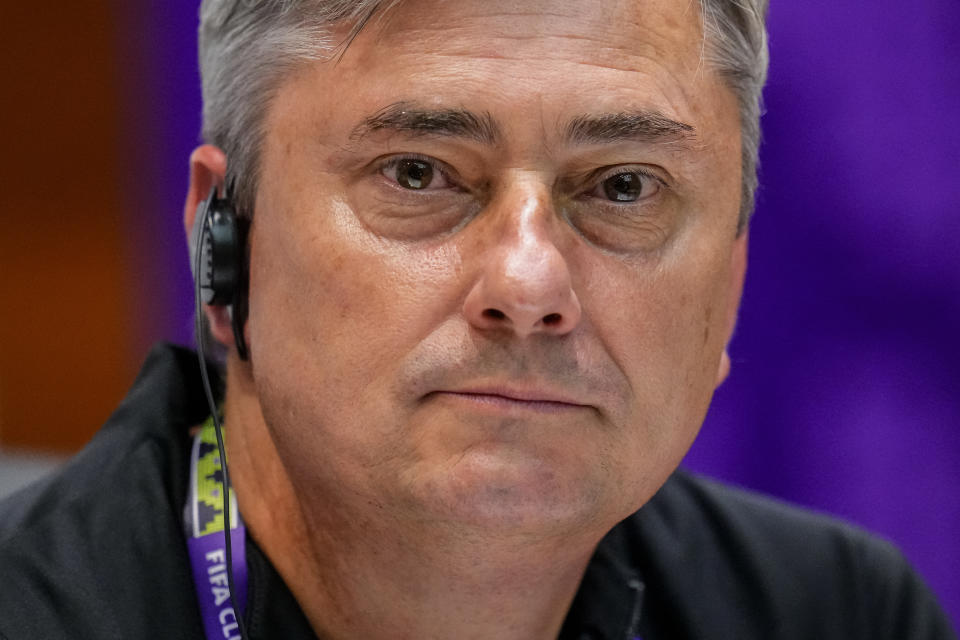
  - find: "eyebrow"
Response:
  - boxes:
[350,101,501,144]
[564,111,696,146]
[349,102,695,149]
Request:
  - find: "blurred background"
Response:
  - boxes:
[0,0,957,628]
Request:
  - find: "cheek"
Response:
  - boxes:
[582,242,733,452]
[243,213,414,483]
[591,264,726,378]
[246,194,467,418]
[251,194,414,341]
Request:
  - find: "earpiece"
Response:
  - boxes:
[192,185,249,360]
[191,184,250,640]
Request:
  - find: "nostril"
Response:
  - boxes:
[542,313,562,325]
[483,308,506,320]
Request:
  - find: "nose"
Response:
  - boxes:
[462,190,582,338]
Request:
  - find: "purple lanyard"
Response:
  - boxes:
[184,418,248,640]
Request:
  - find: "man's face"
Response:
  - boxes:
[245,0,744,537]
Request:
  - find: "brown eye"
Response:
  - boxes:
[602,172,645,202]
[396,159,434,189]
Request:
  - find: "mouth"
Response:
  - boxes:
[427,387,592,414]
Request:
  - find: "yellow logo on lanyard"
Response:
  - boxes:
[187,416,241,538]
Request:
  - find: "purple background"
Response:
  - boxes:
[120,0,960,627]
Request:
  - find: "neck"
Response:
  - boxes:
[223,363,597,640]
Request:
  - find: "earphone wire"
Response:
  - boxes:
[194,189,251,640]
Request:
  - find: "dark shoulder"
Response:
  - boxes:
[620,470,956,639]
[645,470,882,567]
[0,344,211,640]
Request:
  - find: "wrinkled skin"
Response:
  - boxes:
[185,0,746,637]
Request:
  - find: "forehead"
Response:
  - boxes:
[262,0,738,172]
[361,0,704,69]
[341,0,708,117]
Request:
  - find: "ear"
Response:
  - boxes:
[183,145,235,349]
[715,229,749,387]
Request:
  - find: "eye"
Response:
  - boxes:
[381,157,453,191]
[567,166,674,252]
[590,170,660,202]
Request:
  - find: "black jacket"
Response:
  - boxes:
[0,344,954,639]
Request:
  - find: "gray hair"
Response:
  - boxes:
[699,0,770,230]
[199,0,769,230]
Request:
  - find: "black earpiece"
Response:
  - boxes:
[191,184,250,640]
[192,185,249,360]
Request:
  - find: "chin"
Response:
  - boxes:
[414,446,613,538]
